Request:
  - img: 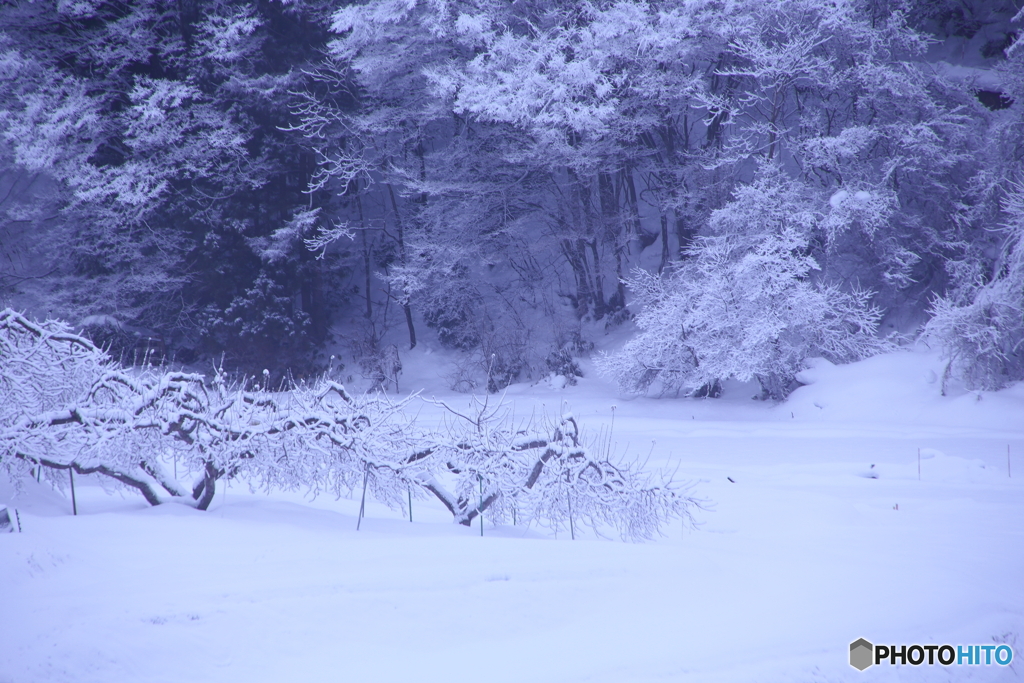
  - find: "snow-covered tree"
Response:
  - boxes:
[0,309,418,509]
[414,395,698,540]
[706,0,982,307]
[2,0,1016,396]
[925,184,1024,391]
[2,309,698,539]
[0,2,250,328]
[301,0,980,382]
[0,0,339,374]
[598,168,892,399]
[917,6,1024,392]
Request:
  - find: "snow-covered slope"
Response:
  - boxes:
[1,348,1022,682]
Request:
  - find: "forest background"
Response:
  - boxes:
[1,0,1022,399]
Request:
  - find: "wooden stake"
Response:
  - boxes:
[69,469,77,516]
[609,405,616,447]
[568,493,575,540]
[356,463,369,531]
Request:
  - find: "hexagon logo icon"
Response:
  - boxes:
[850,638,874,671]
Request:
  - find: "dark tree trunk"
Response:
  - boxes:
[588,238,607,319]
[577,175,606,319]
[659,212,670,273]
[357,191,373,320]
[191,462,219,511]
[560,238,591,317]
[386,183,417,349]
[622,168,642,242]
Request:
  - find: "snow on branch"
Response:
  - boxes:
[0,309,420,510]
[418,396,700,540]
[1,310,700,540]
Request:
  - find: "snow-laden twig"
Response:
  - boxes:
[2,310,700,540]
[418,398,701,540]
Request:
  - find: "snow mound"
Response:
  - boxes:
[828,189,849,207]
[786,351,1024,435]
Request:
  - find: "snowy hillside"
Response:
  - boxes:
[2,348,1022,683]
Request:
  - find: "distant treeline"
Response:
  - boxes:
[1,0,1021,392]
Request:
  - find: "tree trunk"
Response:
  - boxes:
[560,238,595,317]
[386,183,417,349]
[587,239,608,319]
[564,170,606,319]
[192,461,219,511]
[358,193,373,320]
[599,172,627,310]
[676,212,696,256]
[659,212,670,273]
[622,168,642,243]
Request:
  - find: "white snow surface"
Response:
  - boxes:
[829,189,850,208]
[2,348,1023,682]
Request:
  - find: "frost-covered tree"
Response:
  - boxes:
[426,0,720,319]
[291,0,481,350]
[0,2,250,327]
[925,184,1024,391]
[0,309,418,508]
[2,309,697,539]
[413,396,696,539]
[698,0,983,308]
[917,5,1024,392]
[296,0,595,385]
[0,0,339,374]
[2,0,1017,393]
[300,0,982,383]
[598,168,891,399]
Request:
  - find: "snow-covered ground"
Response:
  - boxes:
[2,348,1022,682]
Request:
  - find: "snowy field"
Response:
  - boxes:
[2,348,1023,683]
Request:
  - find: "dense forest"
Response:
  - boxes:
[1,0,1022,397]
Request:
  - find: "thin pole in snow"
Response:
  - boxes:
[478,475,484,537]
[408,486,413,523]
[14,509,22,532]
[356,462,369,531]
[69,469,77,516]
[609,405,616,450]
[568,493,575,540]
